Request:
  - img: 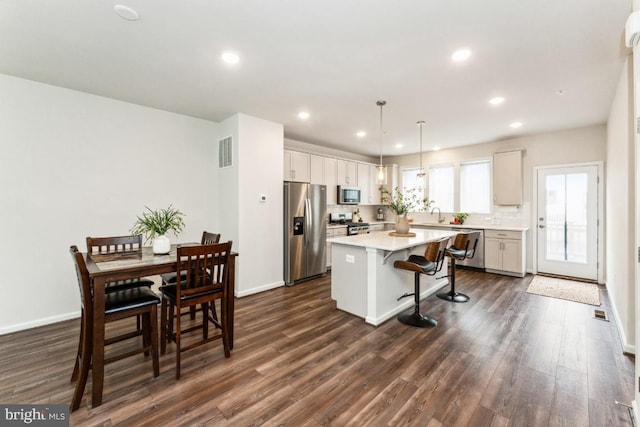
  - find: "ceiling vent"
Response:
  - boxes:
[219,137,233,168]
[625,11,640,47]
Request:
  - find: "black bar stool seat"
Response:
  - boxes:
[437,231,481,303]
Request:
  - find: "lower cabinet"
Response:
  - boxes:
[326,227,347,268]
[484,229,526,277]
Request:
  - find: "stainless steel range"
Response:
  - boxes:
[329,212,370,236]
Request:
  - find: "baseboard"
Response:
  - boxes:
[604,282,636,355]
[0,311,80,336]
[235,280,284,298]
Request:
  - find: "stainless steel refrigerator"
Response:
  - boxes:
[284,182,327,285]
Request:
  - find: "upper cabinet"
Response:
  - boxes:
[284,150,310,183]
[493,150,522,206]
[337,160,357,186]
[357,163,382,205]
[310,155,338,204]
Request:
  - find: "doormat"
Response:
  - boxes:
[526,275,600,306]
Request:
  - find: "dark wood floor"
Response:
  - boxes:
[0,270,635,426]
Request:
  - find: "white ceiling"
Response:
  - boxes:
[0,0,631,156]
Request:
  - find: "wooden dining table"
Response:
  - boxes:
[83,243,238,408]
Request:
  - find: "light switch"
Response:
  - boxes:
[345,254,355,263]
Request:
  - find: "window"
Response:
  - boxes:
[428,165,454,212]
[402,168,426,211]
[460,160,491,213]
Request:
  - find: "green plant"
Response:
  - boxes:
[130,205,186,242]
[455,212,469,223]
[380,187,433,216]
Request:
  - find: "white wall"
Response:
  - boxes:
[385,125,607,273]
[606,55,635,353]
[0,74,219,334]
[237,114,284,295]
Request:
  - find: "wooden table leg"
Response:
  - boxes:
[228,254,236,349]
[92,276,106,407]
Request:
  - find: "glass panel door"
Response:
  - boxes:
[537,165,598,280]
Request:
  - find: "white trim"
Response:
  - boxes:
[234,280,284,298]
[606,282,637,355]
[531,161,604,284]
[0,311,80,336]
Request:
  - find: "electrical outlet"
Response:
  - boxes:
[345,254,355,263]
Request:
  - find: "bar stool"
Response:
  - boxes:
[393,237,450,327]
[437,231,480,303]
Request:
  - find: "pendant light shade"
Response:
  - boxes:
[376,100,387,185]
[417,121,426,178]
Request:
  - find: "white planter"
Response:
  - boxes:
[153,235,171,255]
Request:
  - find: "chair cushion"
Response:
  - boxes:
[447,246,473,260]
[159,283,223,302]
[105,278,154,293]
[160,271,187,285]
[105,287,160,315]
[394,255,436,274]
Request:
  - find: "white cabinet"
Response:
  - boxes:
[284,150,310,183]
[326,227,348,268]
[493,151,522,205]
[369,224,385,232]
[357,163,381,205]
[310,154,324,184]
[337,160,357,186]
[324,157,338,205]
[484,229,526,277]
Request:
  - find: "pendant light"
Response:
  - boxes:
[376,100,387,185]
[417,121,426,178]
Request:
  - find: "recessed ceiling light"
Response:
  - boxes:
[489,96,505,106]
[509,121,523,129]
[221,51,240,65]
[298,111,310,120]
[356,131,366,138]
[395,143,403,149]
[113,5,139,21]
[433,146,441,151]
[451,48,471,62]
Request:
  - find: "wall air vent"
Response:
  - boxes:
[219,137,232,168]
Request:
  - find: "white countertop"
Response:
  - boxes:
[328,228,456,251]
[412,222,528,232]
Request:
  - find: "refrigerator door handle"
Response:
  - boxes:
[305,198,311,246]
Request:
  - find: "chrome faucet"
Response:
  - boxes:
[431,207,444,223]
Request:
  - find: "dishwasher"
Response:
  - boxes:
[452,227,484,271]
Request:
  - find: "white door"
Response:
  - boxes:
[536,165,598,281]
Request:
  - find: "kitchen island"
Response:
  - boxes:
[328,228,457,326]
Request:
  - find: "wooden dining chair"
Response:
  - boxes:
[69,245,160,411]
[160,241,233,380]
[86,234,155,292]
[160,231,221,321]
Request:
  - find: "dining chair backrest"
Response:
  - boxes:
[176,241,232,299]
[70,245,92,312]
[201,231,221,245]
[86,235,144,255]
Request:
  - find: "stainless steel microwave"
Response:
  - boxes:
[337,186,361,204]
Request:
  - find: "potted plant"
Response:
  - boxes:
[381,187,433,234]
[454,212,469,224]
[131,205,186,254]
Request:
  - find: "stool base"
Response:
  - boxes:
[398,311,437,328]
[436,291,469,303]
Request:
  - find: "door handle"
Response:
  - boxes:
[538,224,545,229]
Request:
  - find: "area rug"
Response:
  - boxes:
[526,275,600,306]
